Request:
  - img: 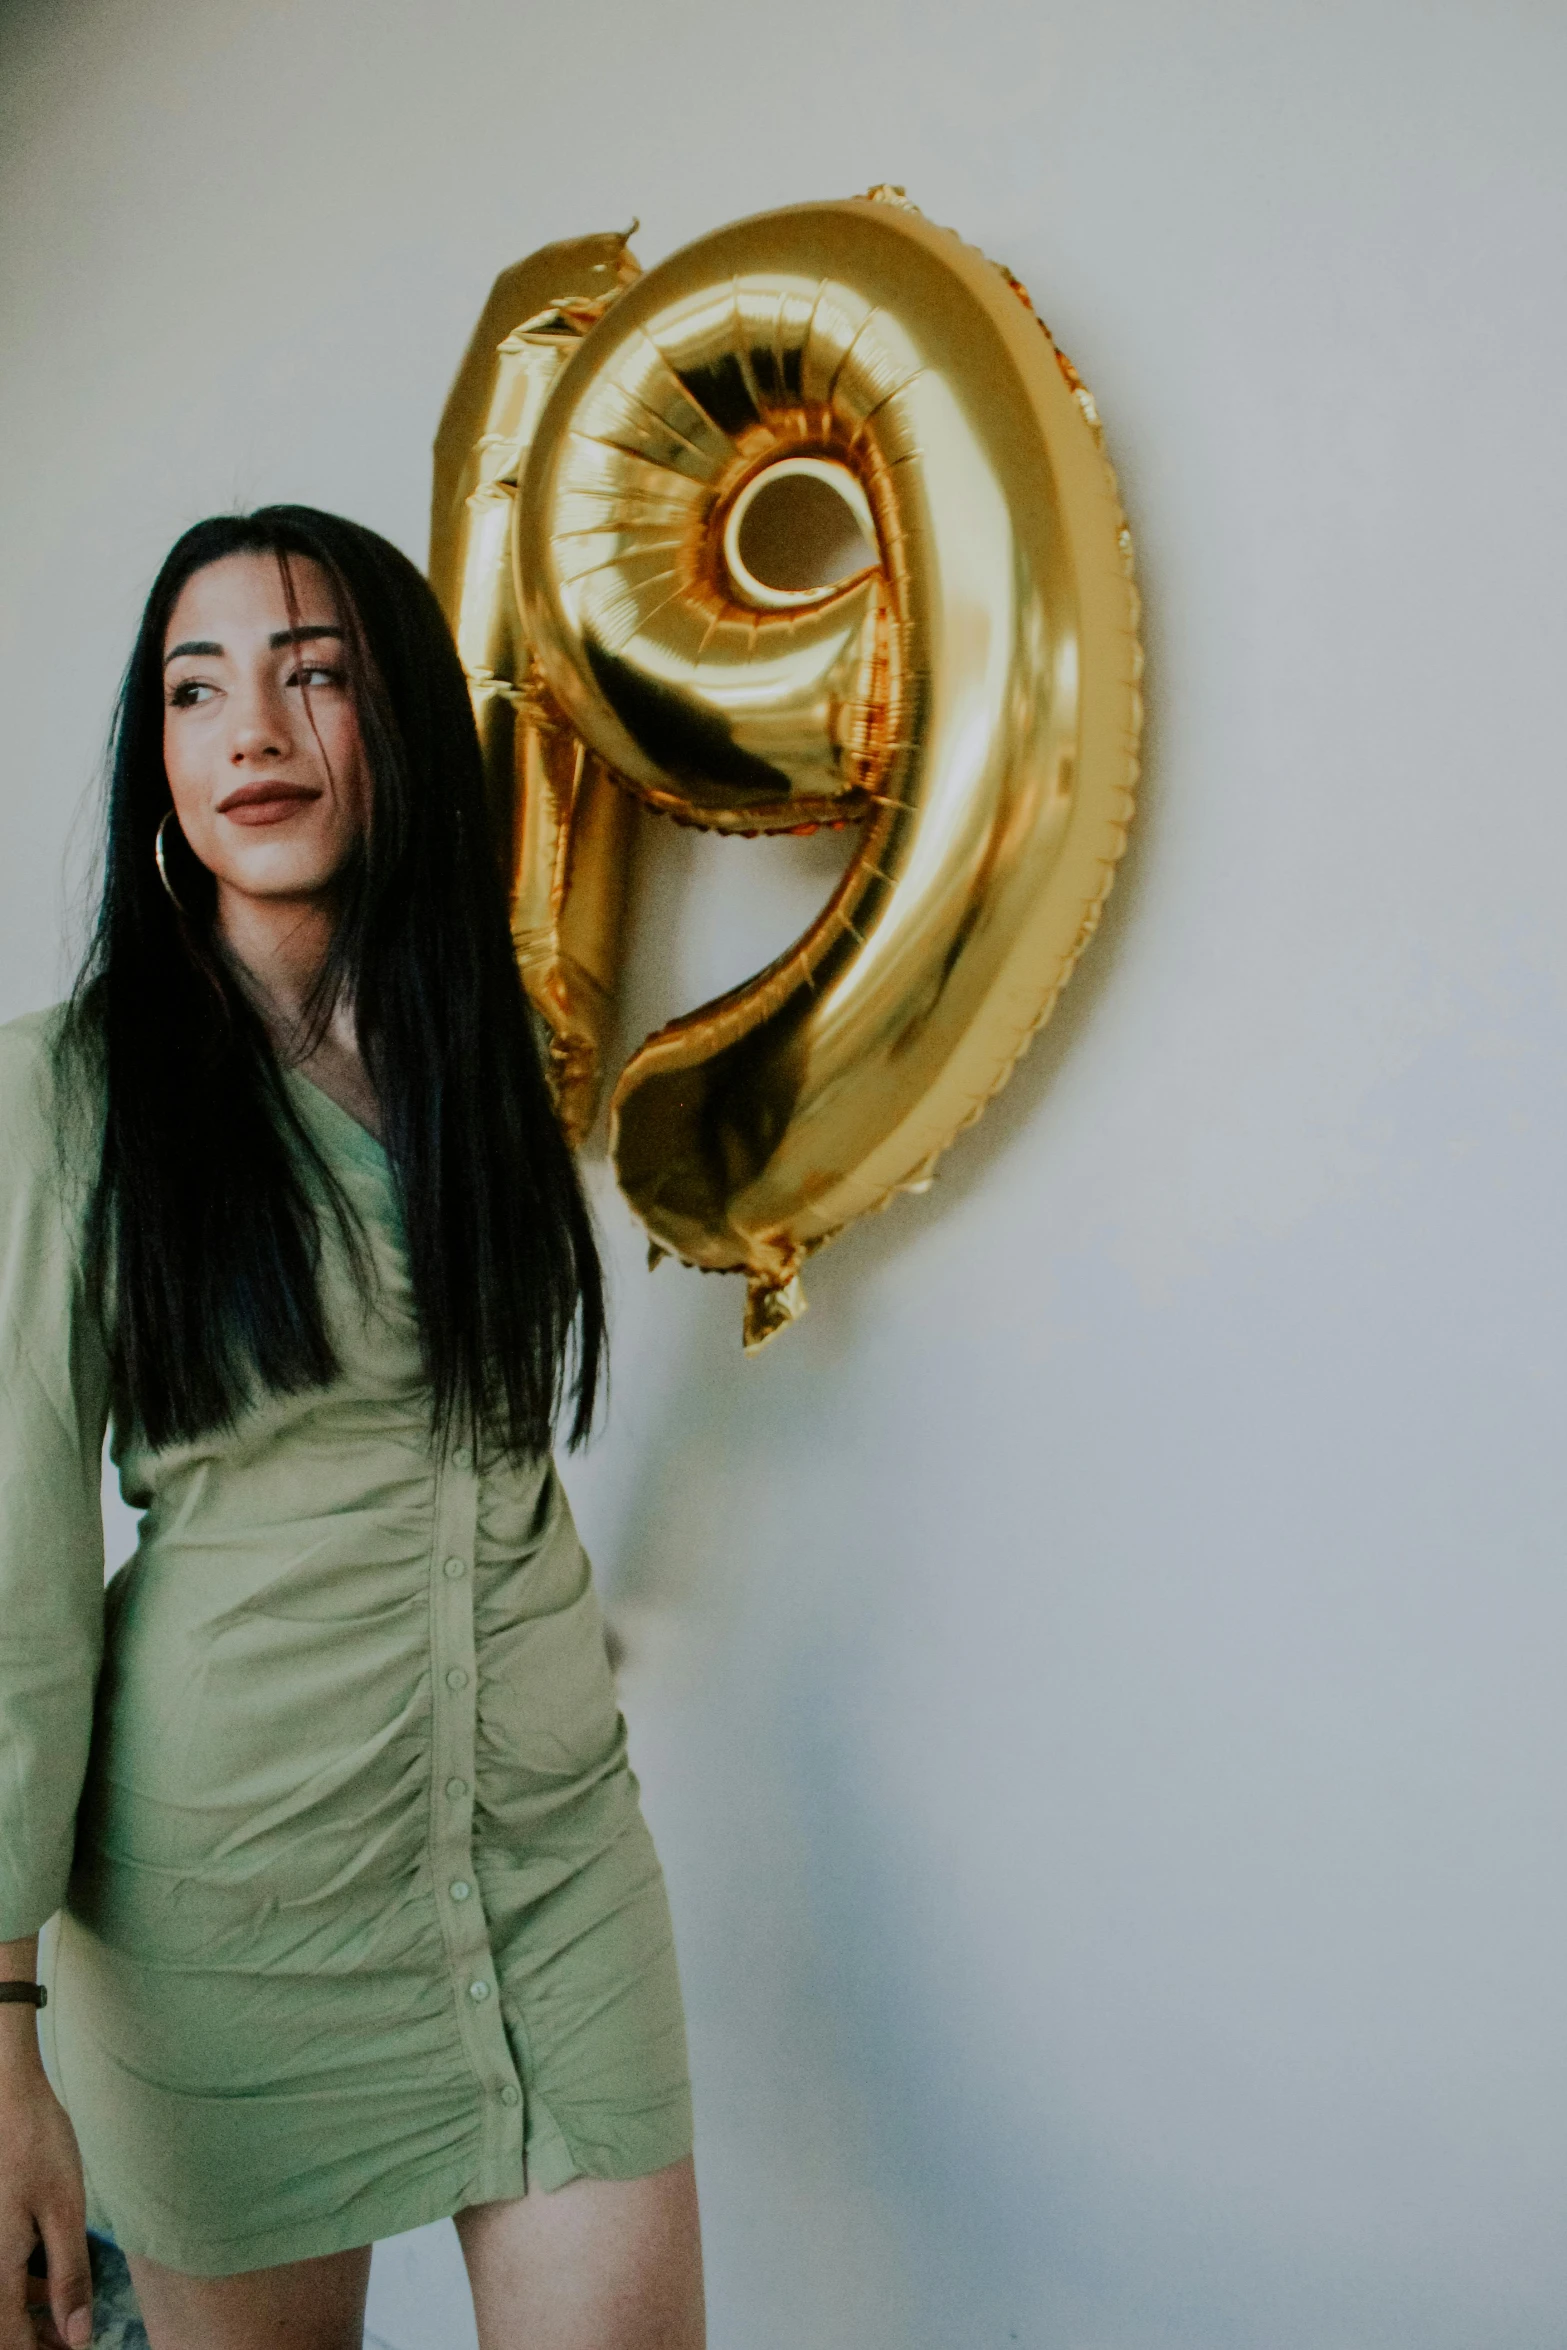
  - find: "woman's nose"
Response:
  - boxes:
[229,678,288,761]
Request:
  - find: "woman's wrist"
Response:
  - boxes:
[0,1935,48,2085]
[0,2006,49,2089]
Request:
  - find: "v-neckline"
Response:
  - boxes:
[282,1065,391,1177]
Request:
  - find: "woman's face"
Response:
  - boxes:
[161,552,371,910]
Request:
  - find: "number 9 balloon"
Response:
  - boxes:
[431,190,1142,1350]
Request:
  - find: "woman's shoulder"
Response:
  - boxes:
[0,1001,68,1103]
[0,1001,100,1175]
[0,1001,68,1051]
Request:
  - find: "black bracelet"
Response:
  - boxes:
[0,1983,46,2008]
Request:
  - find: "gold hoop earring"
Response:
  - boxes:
[154,811,186,915]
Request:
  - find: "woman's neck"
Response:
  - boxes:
[217,886,336,1036]
[216,885,383,1141]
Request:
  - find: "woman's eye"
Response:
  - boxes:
[291,663,344,691]
[167,679,216,707]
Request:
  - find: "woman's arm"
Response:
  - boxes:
[0,1936,91,2350]
[0,1019,111,2350]
[0,1017,112,1943]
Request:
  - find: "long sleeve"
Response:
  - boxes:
[0,1010,111,1939]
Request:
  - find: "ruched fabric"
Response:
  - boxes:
[0,1011,691,2275]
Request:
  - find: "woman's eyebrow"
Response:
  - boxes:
[162,623,342,668]
[269,624,343,650]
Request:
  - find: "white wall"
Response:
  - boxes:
[3,3,1565,2344]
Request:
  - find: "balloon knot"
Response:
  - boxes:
[742,1272,807,1353]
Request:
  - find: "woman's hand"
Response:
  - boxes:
[0,1943,91,2350]
[0,2082,92,2349]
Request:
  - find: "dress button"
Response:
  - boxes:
[500,2084,521,2108]
[445,1776,468,1800]
[449,1880,471,1903]
[446,1667,469,1691]
[444,1556,467,1580]
[452,1447,471,1470]
[468,1979,490,2003]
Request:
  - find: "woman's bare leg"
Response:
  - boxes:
[456,2157,704,2350]
[124,2244,371,2350]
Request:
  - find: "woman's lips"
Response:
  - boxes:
[217,782,321,827]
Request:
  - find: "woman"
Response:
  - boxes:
[0,509,702,2350]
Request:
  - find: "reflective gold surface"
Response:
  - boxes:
[430,231,642,1138]
[510,194,1141,1342]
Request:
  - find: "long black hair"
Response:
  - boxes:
[63,505,605,1455]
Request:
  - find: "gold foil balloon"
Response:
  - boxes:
[430,230,643,1139]
[435,192,1141,1349]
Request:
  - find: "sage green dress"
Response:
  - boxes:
[0,1008,691,2276]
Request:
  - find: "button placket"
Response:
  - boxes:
[427,1448,525,2179]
